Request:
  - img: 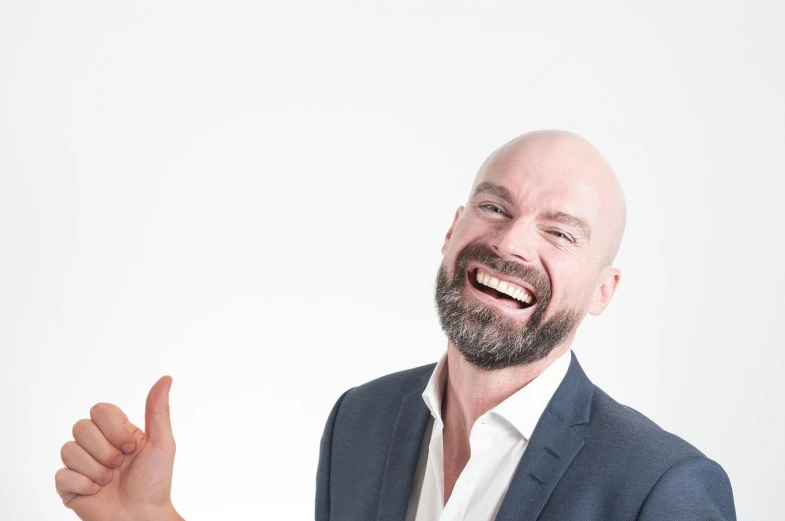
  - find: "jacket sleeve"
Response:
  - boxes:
[636,456,736,521]
[315,388,353,521]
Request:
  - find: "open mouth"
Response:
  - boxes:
[468,267,537,311]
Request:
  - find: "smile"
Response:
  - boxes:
[467,267,537,311]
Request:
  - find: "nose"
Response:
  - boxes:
[490,218,538,263]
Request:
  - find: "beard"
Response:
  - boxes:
[434,242,581,370]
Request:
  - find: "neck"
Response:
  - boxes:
[441,340,573,435]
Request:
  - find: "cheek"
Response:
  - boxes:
[444,219,489,255]
[571,275,602,310]
[545,258,593,306]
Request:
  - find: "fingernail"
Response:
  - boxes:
[121,443,135,454]
[101,470,112,484]
[92,483,100,492]
[111,454,123,468]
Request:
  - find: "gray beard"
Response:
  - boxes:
[434,243,581,370]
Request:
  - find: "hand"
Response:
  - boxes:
[55,376,184,521]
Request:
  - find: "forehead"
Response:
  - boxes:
[472,160,604,222]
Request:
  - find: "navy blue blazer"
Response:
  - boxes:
[316,353,736,520]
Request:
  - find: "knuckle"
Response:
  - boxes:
[127,422,142,437]
[60,441,76,462]
[54,468,75,493]
[72,419,92,439]
[89,402,113,419]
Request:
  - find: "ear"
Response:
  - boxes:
[588,267,621,316]
[441,206,464,254]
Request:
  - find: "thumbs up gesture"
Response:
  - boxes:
[55,376,184,521]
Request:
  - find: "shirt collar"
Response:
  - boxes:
[421,349,572,440]
[422,354,448,426]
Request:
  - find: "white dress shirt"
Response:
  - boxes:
[405,350,572,521]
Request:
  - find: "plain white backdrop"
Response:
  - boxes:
[1,1,783,519]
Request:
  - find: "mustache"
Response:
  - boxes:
[453,242,551,300]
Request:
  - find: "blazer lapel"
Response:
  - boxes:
[495,353,594,521]
[375,372,433,521]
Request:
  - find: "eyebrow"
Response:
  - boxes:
[472,181,516,205]
[472,181,591,241]
[542,210,592,241]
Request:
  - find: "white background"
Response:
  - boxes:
[1,1,783,519]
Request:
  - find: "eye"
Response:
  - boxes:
[479,203,508,216]
[548,230,575,243]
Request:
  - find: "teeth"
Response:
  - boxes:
[474,269,534,304]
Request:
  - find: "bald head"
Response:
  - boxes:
[436,130,626,367]
[471,130,626,265]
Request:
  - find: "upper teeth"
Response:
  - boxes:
[475,269,534,304]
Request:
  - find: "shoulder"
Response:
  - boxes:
[583,386,734,506]
[587,386,704,462]
[554,355,705,465]
[637,452,736,519]
[322,363,435,434]
[337,363,435,418]
[354,362,436,392]
[321,363,434,473]
[559,383,735,518]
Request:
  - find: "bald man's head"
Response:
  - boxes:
[435,130,626,369]
[472,130,626,266]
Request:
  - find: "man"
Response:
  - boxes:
[314,131,735,520]
[54,131,735,521]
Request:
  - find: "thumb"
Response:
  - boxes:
[145,375,174,447]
